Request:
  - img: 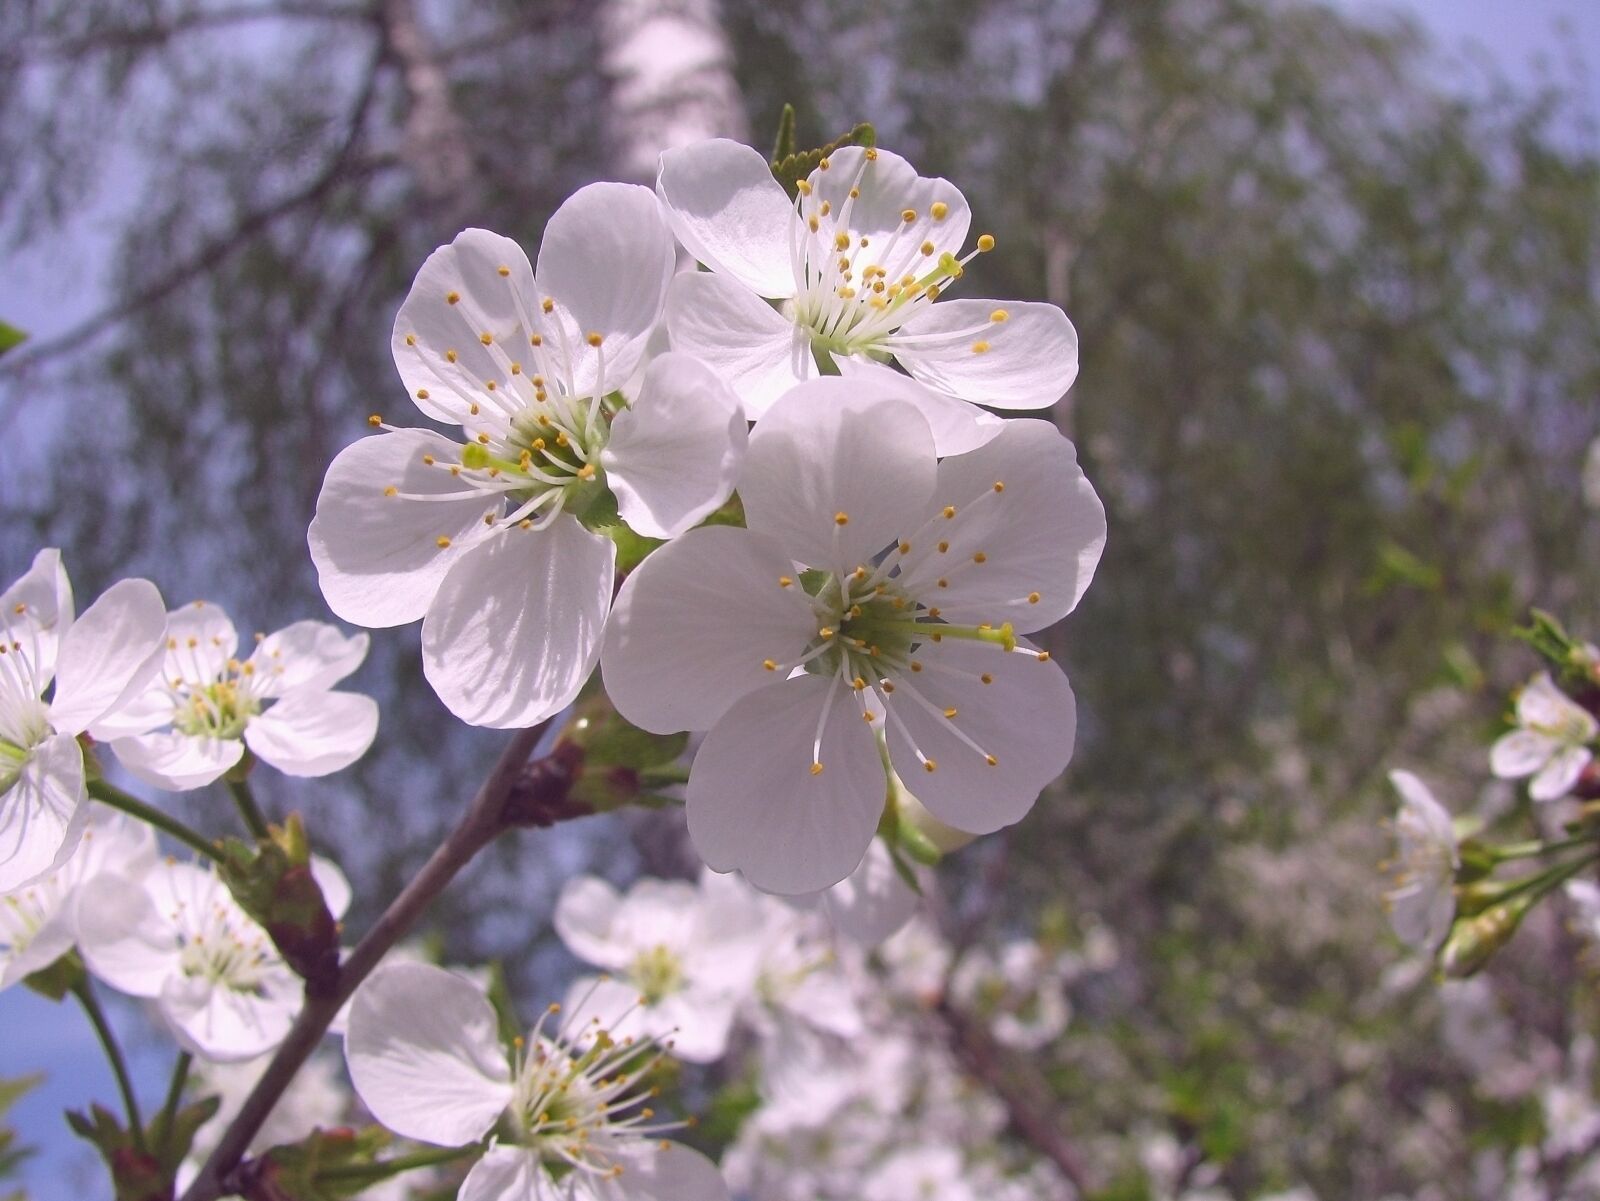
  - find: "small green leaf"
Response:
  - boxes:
[771,122,878,197]
[771,103,797,163]
[0,322,26,358]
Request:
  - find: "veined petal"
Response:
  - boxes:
[896,418,1106,631]
[0,733,85,893]
[75,873,177,998]
[686,675,886,895]
[309,430,500,628]
[740,382,935,576]
[88,684,176,741]
[0,548,73,686]
[657,139,799,299]
[48,578,166,736]
[586,1140,732,1201]
[244,691,378,778]
[820,838,921,946]
[109,730,243,792]
[422,518,615,729]
[552,876,631,970]
[1533,746,1592,802]
[1517,672,1598,736]
[885,638,1075,835]
[665,271,814,417]
[834,357,1004,456]
[601,351,747,539]
[806,146,970,277]
[344,962,513,1147]
[536,182,676,392]
[162,970,298,1062]
[160,600,239,685]
[601,526,817,735]
[246,622,369,698]
[890,299,1078,410]
[459,1145,551,1201]
[392,228,541,427]
[1491,730,1556,780]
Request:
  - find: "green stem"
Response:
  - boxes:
[1497,852,1600,905]
[87,779,216,861]
[1493,831,1600,860]
[73,979,146,1154]
[153,1051,192,1160]
[226,777,271,840]
[318,1144,479,1184]
[637,763,691,787]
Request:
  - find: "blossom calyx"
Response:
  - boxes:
[217,813,341,996]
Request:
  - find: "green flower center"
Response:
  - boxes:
[171,678,259,740]
[629,943,685,1005]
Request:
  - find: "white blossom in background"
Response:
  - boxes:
[0,804,156,989]
[657,140,1078,453]
[344,961,730,1201]
[862,1144,978,1201]
[877,914,954,1006]
[784,835,925,947]
[76,857,349,1062]
[92,601,376,791]
[310,187,747,729]
[0,548,166,892]
[1382,769,1459,952]
[1489,672,1597,801]
[602,380,1105,893]
[950,940,1072,1051]
[554,871,764,1062]
[1584,435,1600,509]
[1565,880,1600,949]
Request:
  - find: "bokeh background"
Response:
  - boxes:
[2,0,1600,1197]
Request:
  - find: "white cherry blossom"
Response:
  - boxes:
[344,961,730,1201]
[1490,672,1597,801]
[949,940,1072,1051]
[0,803,156,989]
[656,139,1078,450]
[76,857,348,1061]
[600,380,1105,893]
[554,871,764,1063]
[310,187,746,729]
[1384,769,1459,952]
[0,549,166,892]
[93,601,376,791]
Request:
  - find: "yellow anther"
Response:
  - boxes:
[446,290,460,304]
[938,540,949,553]
[556,431,569,446]
[850,187,861,199]
[383,485,397,497]
[898,541,911,554]
[436,536,452,548]
[485,381,496,391]
[991,309,1009,323]
[977,233,996,252]
[902,208,917,222]
[937,578,949,588]
[469,402,480,415]
[910,661,923,673]
[818,627,835,639]
[779,575,794,588]
[865,147,878,160]
[930,632,944,641]
[520,519,533,529]
[943,505,956,518]
[926,284,942,300]
[972,340,991,354]
[819,157,831,170]
[763,659,778,671]
[446,349,458,363]
[974,551,988,564]
[863,710,875,722]
[931,201,949,220]
[923,759,938,772]
[985,754,998,766]
[1028,591,1041,604]
[422,454,436,465]
[577,463,596,480]
[920,240,935,256]
[834,511,850,525]
[404,333,417,346]
[849,604,863,619]
[1036,650,1051,662]
[852,566,869,581]
[510,363,521,374]
[416,388,430,400]
[477,432,490,444]
[852,677,866,691]
[808,215,820,232]
[820,200,832,216]
[993,481,1005,492]
[484,514,495,525]
[541,298,554,313]
[882,681,896,693]
[587,332,604,347]
[834,232,851,251]
[530,333,543,346]
[797,179,813,195]
[810,762,824,776]
[479,332,493,345]
[367,413,382,426]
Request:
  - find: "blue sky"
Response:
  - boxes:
[3,2,1599,1196]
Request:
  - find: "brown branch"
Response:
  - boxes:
[934,997,1093,1197]
[179,721,549,1201]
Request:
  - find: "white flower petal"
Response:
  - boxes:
[806,146,970,275]
[0,548,73,685]
[552,876,631,971]
[885,638,1075,835]
[587,1141,731,1201]
[896,417,1106,631]
[664,271,815,417]
[603,525,817,735]
[740,381,935,575]
[820,839,921,946]
[162,601,239,680]
[345,962,513,1146]
[460,1145,551,1201]
[310,430,500,628]
[162,970,298,1062]
[834,357,1004,456]
[601,351,747,539]
[1518,672,1598,736]
[109,730,243,792]
[1490,729,1554,780]
[657,139,799,298]
[310,855,352,920]
[88,684,176,741]
[75,873,177,997]
[422,519,615,729]
[536,182,676,391]
[244,691,378,777]
[1533,746,1592,802]
[392,227,541,427]
[1,902,76,990]
[246,622,369,698]
[890,299,1078,410]
[0,733,85,893]
[48,578,167,736]
[686,675,886,895]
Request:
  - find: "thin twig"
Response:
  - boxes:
[179,721,547,1201]
[87,779,218,861]
[73,978,146,1153]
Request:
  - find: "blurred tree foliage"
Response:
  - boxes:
[2,0,1599,1195]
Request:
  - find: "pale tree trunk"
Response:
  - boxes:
[600,0,748,183]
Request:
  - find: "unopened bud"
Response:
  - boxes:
[1439,900,1528,977]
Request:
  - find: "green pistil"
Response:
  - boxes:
[629,944,684,1005]
[172,681,257,740]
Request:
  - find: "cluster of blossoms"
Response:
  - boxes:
[2,134,1105,1201]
